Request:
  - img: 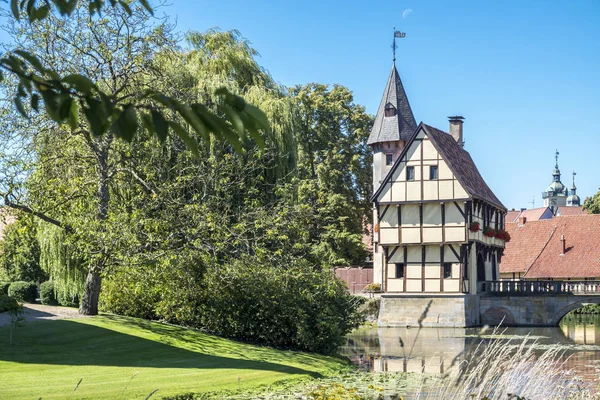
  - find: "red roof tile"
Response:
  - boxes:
[505,211,520,224]
[518,207,553,221]
[524,215,600,279]
[557,206,588,216]
[500,219,557,273]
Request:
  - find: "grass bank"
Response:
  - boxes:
[0,314,348,399]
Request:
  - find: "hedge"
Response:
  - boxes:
[40,281,58,305]
[8,281,37,303]
[0,294,19,313]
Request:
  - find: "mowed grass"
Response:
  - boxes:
[0,314,348,399]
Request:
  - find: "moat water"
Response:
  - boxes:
[342,314,600,389]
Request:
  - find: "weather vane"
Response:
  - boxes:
[392,27,406,63]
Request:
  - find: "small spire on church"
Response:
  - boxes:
[572,171,577,190]
[555,150,559,169]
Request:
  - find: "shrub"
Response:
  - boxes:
[0,213,46,282]
[0,281,11,295]
[8,281,37,303]
[57,292,80,307]
[40,281,58,305]
[0,294,19,313]
[200,257,361,354]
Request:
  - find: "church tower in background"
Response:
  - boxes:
[542,151,568,212]
[567,171,581,206]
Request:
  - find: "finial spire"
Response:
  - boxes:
[392,28,405,64]
[555,149,559,168]
[572,170,577,189]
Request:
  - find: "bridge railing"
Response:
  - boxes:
[479,280,600,296]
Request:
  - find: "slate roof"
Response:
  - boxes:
[421,124,506,210]
[500,220,557,274]
[367,64,416,145]
[523,215,600,278]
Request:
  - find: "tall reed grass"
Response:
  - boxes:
[412,328,597,400]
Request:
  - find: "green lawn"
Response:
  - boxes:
[0,314,348,399]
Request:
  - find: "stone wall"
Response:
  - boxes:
[479,295,600,326]
[378,294,480,327]
[379,293,600,328]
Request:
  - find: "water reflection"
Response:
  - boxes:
[342,315,600,386]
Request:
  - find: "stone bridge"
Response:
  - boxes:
[378,281,600,328]
[479,280,600,327]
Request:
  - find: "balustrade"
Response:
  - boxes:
[479,280,600,295]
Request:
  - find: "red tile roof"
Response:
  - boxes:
[518,207,553,221]
[557,206,588,216]
[500,219,557,273]
[505,211,520,224]
[500,215,600,278]
[524,215,600,279]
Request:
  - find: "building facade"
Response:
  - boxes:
[368,65,507,297]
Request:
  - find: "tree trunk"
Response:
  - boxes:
[79,135,112,316]
[79,269,102,315]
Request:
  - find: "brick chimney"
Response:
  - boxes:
[518,216,527,226]
[560,234,566,256]
[448,116,465,147]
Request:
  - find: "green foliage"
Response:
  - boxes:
[0,282,10,296]
[3,5,371,337]
[7,281,36,303]
[38,223,85,307]
[568,304,600,314]
[291,84,373,266]
[583,189,600,214]
[102,256,361,354]
[0,294,19,313]
[39,281,58,305]
[0,214,46,282]
[307,382,366,400]
[200,257,360,354]
[1,2,270,157]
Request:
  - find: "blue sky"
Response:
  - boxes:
[163,0,600,210]
[3,1,600,210]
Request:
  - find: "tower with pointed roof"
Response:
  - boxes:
[368,54,416,289]
[567,171,581,206]
[542,151,569,211]
[368,64,417,193]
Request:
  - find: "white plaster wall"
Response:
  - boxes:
[380,206,398,227]
[387,279,404,292]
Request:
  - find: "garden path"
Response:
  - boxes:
[0,303,86,327]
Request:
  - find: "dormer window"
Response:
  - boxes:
[384,102,397,117]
